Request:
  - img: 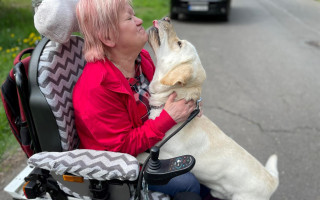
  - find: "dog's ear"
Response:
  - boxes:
[160,63,193,86]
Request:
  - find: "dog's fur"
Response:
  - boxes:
[137,18,279,200]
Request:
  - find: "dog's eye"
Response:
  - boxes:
[177,41,182,48]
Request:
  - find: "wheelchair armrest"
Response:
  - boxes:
[27,149,139,182]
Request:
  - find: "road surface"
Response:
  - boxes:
[168,0,320,199]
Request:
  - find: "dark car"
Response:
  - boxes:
[170,0,231,21]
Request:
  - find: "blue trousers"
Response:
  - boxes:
[148,172,201,197]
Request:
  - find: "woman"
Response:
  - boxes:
[74,0,202,198]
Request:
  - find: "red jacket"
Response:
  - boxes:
[72,49,176,156]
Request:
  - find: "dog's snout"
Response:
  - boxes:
[162,16,171,23]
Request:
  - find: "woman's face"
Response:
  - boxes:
[116,3,148,52]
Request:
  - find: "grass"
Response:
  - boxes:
[0,0,169,160]
[0,0,39,160]
[134,0,170,28]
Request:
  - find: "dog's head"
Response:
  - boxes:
[148,17,206,98]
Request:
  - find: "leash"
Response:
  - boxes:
[158,97,202,148]
[135,97,202,200]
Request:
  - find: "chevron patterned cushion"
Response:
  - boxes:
[38,35,85,151]
[28,149,139,181]
[133,191,170,200]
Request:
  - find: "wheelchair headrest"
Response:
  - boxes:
[33,0,80,44]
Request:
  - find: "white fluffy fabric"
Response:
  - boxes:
[34,0,80,43]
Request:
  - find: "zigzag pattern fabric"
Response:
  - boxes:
[136,191,170,200]
[28,149,139,181]
[38,36,85,151]
[146,192,170,200]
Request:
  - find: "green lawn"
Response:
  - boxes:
[0,0,169,160]
[0,0,38,159]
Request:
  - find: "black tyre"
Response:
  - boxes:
[220,13,229,22]
[170,11,178,20]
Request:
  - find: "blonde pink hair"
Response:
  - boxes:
[76,0,132,62]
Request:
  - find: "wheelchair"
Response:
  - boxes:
[3,2,200,200]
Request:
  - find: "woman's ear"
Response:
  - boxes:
[99,33,116,48]
[101,37,116,48]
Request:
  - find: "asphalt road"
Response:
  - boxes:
[162,0,320,199]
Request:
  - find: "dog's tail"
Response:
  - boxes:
[265,154,279,185]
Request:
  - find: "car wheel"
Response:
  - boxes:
[221,14,229,22]
[170,12,178,20]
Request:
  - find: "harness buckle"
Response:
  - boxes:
[196,97,202,110]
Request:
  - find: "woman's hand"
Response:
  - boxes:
[164,92,196,123]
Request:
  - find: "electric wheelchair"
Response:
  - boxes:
[3,1,201,199]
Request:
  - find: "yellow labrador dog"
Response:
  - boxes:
[137,17,279,200]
